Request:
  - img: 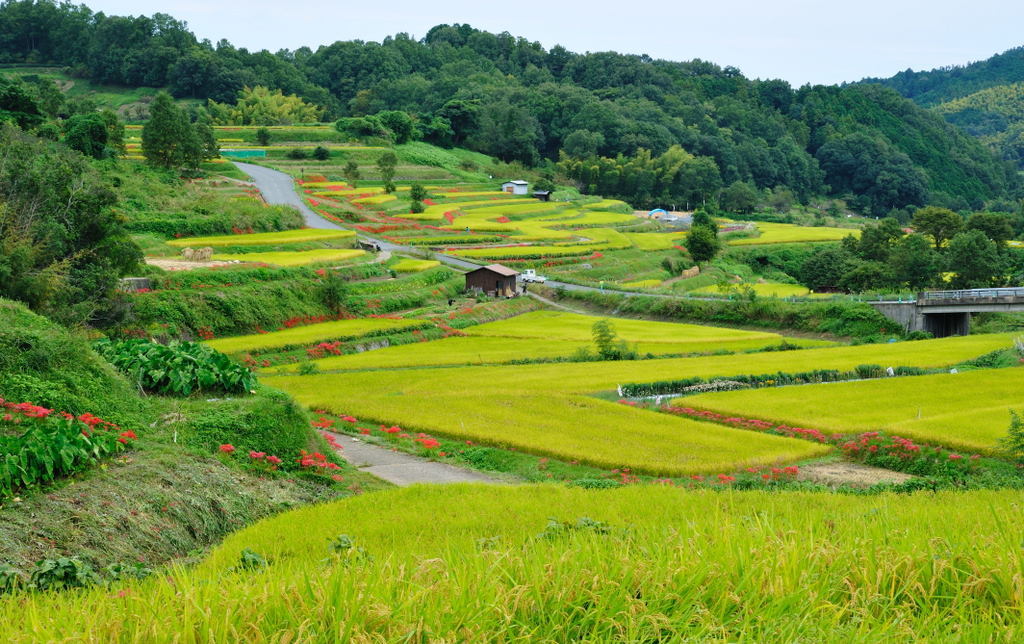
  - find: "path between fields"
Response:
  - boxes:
[325,431,504,486]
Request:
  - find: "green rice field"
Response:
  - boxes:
[205,317,425,354]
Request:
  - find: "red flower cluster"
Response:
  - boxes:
[311,417,335,429]
[660,405,827,443]
[307,341,343,359]
[297,450,341,470]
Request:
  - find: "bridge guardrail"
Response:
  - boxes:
[921,287,1024,300]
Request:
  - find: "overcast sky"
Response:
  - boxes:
[83,0,1024,86]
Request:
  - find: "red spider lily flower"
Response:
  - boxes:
[117,430,138,444]
[948,453,963,460]
[266,455,282,465]
[249,451,266,459]
[219,444,235,453]
[359,427,371,435]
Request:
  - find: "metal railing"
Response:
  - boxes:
[921,287,1024,300]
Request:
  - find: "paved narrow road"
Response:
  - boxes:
[234,162,341,230]
[232,162,785,300]
[326,431,503,486]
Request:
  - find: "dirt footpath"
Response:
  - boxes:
[145,258,237,271]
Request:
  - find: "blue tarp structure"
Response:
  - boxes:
[649,208,668,217]
[220,149,267,159]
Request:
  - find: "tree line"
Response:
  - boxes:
[0,1,1019,216]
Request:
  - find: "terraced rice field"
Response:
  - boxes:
[681,367,1024,454]
[166,228,355,248]
[205,317,425,354]
[691,282,821,298]
[391,259,441,272]
[8,485,1023,641]
[728,222,859,245]
[266,332,1014,474]
[210,248,365,266]
[464,311,799,347]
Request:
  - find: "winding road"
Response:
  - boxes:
[232,162,766,299]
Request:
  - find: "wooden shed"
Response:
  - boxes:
[465,264,519,297]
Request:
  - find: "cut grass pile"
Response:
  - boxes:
[211,249,365,267]
[681,366,1024,454]
[205,318,425,354]
[9,485,1024,640]
[728,222,858,246]
[166,229,355,248]
[266,332,1017,474]
[391,259,441,272]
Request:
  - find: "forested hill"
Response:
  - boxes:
[0,1,1019,213]
[862,47,1024,107]
[862,47,1024,169]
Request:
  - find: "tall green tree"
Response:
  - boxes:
[376,151,398,193]
[63,113,108,159]
[947,230,1003,288]
[686,225,720,264]
[966,211,1014,248]
[912,206,964,250]
[343,160,361,188]
[141,91,190,169]
[891,233,941,290]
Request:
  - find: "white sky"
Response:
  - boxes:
[83,0,1024,86]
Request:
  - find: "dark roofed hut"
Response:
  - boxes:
[465,264,519,297]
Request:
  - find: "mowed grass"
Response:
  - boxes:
[728,222,858,245]
[7,485,1024,641]
[205,318,425,354]
[166,229,355,248]
[266,334,1015,474]
[681,367,1024,454]
[211,249,365,266]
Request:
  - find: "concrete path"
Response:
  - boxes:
[326,431,502,486]
[233,161,341,230]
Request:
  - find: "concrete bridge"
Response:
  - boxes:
[870,287,1024,336]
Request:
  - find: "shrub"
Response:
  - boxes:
[286,148,308,160]
[183,387,311,458]
[999,410,1024,463]
[312,146,330,161]
[29,558,102,592]
[93,339,256,396]
[0,299,141,426]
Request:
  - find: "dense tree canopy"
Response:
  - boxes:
[0,123,141,324]
[0,1,1018,211]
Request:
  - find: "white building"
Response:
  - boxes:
[500,180,529,195]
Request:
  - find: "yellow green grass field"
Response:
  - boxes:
[464,310,805,347]
[681,367,1024,454]
[266,333,1015,474]
[391,258,441,272]
[166,228,355,247]
[266,332,821,373]
[7,485,1024,641]
[691,282,825,298]
[211,248,365,266]
[728,222,859,246]
[205,317,424,354]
